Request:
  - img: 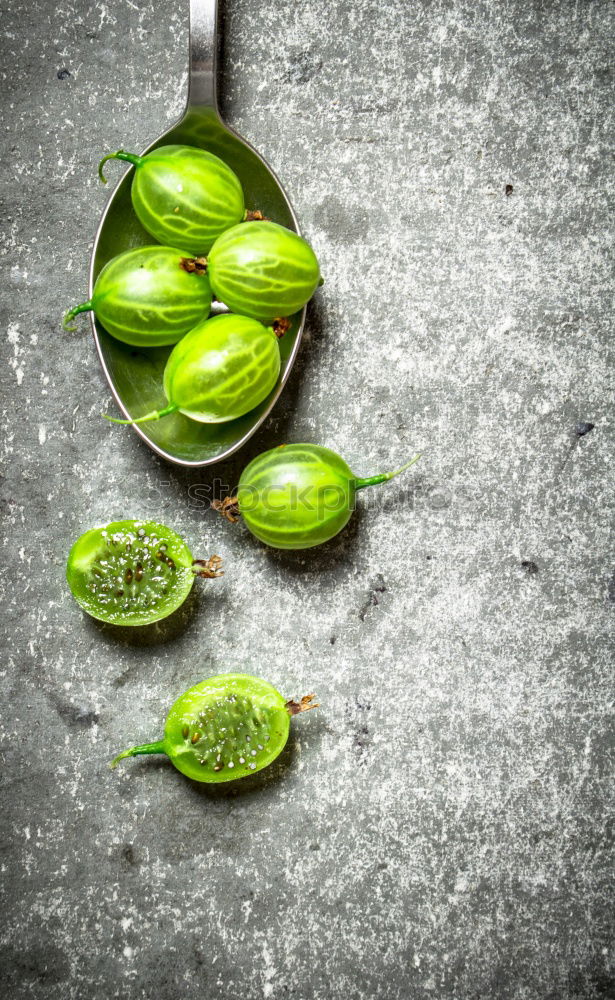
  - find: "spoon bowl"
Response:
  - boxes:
[90,0,304,466]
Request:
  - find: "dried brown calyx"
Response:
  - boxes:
[272,317,292,338]
[180,256,208,276]
[192,555,224,578]
[285,694,319,715]
[211,496,240,523]
[245,209,269,222]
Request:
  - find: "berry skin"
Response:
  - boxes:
[98,145,245,255]
[227,444,421,550]
[207,221,321,322]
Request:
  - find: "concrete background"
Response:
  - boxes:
[1,0,613,997]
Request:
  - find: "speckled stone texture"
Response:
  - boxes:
[1,0,613,997]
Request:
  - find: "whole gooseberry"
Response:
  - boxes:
[213,443,421,549]
[104,314,282,426]
[62,246,212,346]
[98,144,245,254]
[207,221,321,321]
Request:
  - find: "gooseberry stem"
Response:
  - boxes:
[285,694,319,715]
[211,497,240,523]
[244,209,268,222]
[354,453,421,490]
[110,740,166,769]
[272,317,291,338]
[98,150,144,184]
[63,301,93,332]
[192,555,224,579]
[102,403,179,425]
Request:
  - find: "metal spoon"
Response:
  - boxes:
[91,0,305,467]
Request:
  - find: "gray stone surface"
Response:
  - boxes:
[1,0,614,997]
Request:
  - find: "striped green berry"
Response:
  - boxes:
[207,221,321,321]
[104,314,281,426]
[98,145,245,255]
[62,246,212,346]
[232,444,421,550]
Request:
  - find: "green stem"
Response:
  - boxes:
[102,403,179,425]
[98,150,144,184]
[355,453,421,490]
[110,739,167,770]
[63,300,93,332]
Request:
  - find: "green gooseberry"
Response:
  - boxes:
[66,519,223,626]
[214,443,421,550]
[207,220,322,321]
[62,246,212,346]
[104,313,282,426]
[110,674,318,783]
[98,144,245,254]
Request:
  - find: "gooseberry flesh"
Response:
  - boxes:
[66,519,222,626]
[110,674,318,782]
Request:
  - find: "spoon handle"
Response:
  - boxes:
[188,0,219,110]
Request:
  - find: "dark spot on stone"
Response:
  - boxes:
[286,49,322,85]
[575,421,595,436]
[607,572,615,604]
[314,194,370,244]
[121,843,139,867]
[521,560,539,576]
[426,554,432,560]
[590,972,615,999]
[505,183,513,196]
[0,942,70,986]
[358,599,375,621]
[352,723,371,761]
[377,862,387,870]
[344,697,373,761]
[57,68,71,80]
[329,636,336,645]
[54,699,99,728]
[309,842,320,851]
[358,573,387,620]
